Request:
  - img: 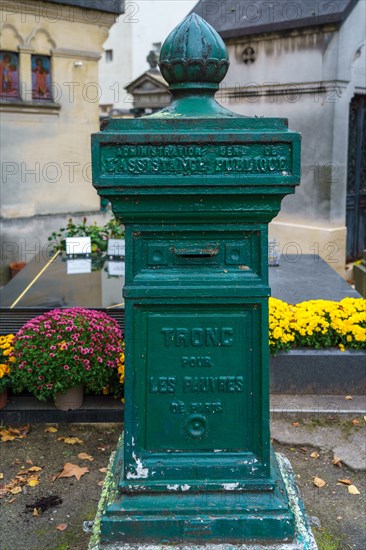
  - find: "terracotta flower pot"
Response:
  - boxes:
[54,385,84,411]
[9,261,27,279]
[0,389,8,409]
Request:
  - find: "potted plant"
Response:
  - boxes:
[9,261,27,279]
[0,334,15,409]
[11,308,123,410]
[47,216,125,271]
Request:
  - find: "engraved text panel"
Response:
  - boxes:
[100,143,291,177]
[145,311,255,451]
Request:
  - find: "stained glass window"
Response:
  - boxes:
[31,55,52,100]
[0,51,19,100]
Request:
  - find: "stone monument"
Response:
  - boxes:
[124,49,172,117]
[91,13,315,548]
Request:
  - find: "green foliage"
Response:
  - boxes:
[47,216,124,254]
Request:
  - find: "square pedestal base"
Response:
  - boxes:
[89,441,317,549]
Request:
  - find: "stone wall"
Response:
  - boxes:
[217,0,366,275]
[0,0,118,284]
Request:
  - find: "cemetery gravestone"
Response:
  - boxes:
[92,13,306,546]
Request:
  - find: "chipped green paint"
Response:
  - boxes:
[91,13,302,544]
[90,453,317,550]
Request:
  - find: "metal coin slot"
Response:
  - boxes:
[174,246,219,258]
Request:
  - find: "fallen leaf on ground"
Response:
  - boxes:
[77,453,94,462]
[292,422,300,427]
[20,425,31,436]
[6,425,30,437]
[56,523,68,531]
[28,478,40,487]
[15,475,27,482]
[33,508,39,517]
[300,447,307,453]
[0,473,3,480]
[97,446,106,452]
[348,485,360,495]
[28,466,42,472]
[9,486,22,495]
[1,433,16,442]
[7,498,16,504]
[351,419,360,425]
[310,452,320,459]
[313,477,326,488]
[332,456,342,467]
[98,480,104,486]
[99,467,107,473]
[9,476,21,484]
[57,436,83,445]
[44,427,58,433]
[0,425,30,442]
[345,395,353,400]
[53,462,89,482]
[338,478,352,485]
[26,459,33,465]
[7,427,21,435]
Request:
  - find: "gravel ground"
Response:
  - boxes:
[0,421,365,550]
[272,439,366,550]
[0,423,121,550]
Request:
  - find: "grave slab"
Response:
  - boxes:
[268,254,360,303]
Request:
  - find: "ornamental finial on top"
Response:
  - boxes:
[159,13,229,91]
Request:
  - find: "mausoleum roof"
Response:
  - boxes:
[191,0,357,39]
[125,70,168,93]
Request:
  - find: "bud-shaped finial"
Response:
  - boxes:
[159,13,229,91]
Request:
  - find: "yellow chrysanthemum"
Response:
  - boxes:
[0,334,15,381]
[268,298,365,353]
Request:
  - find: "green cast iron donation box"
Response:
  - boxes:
[92,14,301,545]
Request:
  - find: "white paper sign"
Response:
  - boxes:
[67,258,92,274]
[108,239,125,257]
[108,261,125,276]
[66,237,91,255]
